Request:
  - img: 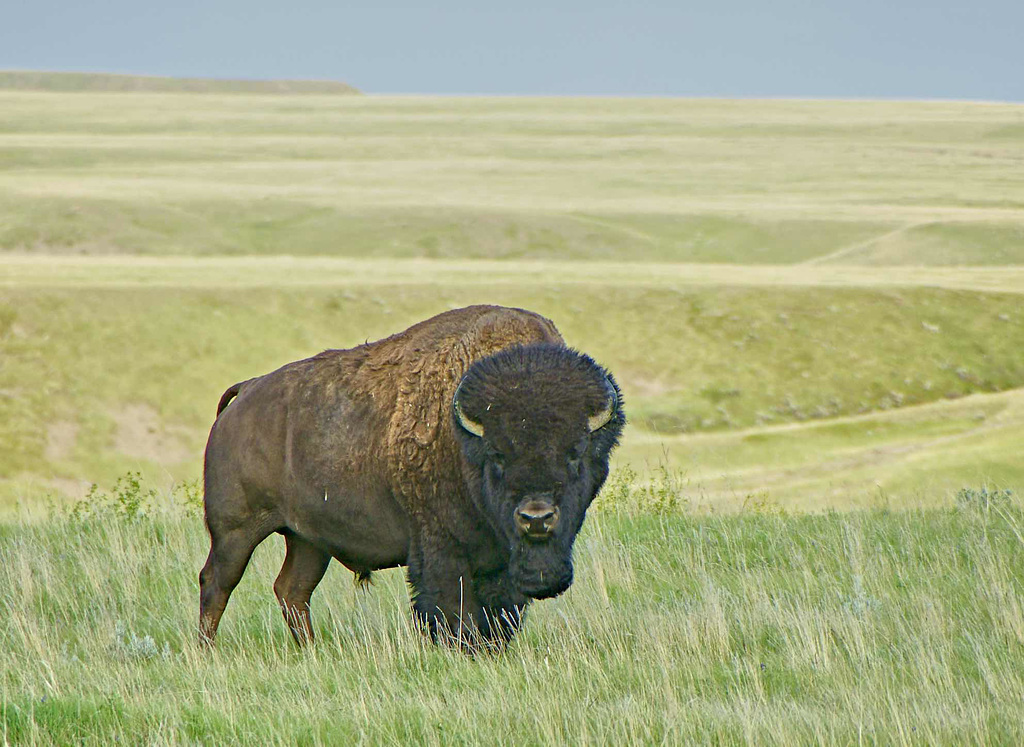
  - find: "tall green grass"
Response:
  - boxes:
[2,478,1022,744]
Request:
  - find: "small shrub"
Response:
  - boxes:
[113,620,170,660]
[597,464,638,510]
[841,573,881,616]
[643,465,689,514]
[63,472,204,522]
[955,486,1015,512]
[742,491,787,516]
[595,464,689,514]
[68,471,157,522]
[174,479,203,518]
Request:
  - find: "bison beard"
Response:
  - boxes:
[199,305,624,652]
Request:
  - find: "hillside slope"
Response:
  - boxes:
[2,257,1023,511]
[0,70,359,95]
[0,93,1020,263]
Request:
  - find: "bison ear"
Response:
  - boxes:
[453,382,485,438]
[587,380,618,432]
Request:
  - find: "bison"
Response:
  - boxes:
[199,304,624,650]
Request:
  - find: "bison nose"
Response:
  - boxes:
[514,500,560,539]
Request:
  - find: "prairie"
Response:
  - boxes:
[2,485,1023,744]
[2,84,1024,743]
[1,92,1023,264]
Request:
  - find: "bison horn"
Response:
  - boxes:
[453,383,485,438]
[587,381,618,432]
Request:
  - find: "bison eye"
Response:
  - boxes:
[567,438,588,475]
[488,452,505,478]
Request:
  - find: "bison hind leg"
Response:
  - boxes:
[199,523,275,646]
[274,533,332,646]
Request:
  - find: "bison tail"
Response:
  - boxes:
[215,380,247,417]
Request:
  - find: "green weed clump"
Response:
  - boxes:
[955,486,1016,511]
[67,471,157,522]
[63,472,203,522]
[594,464,691,514]
[3,475,1023,744]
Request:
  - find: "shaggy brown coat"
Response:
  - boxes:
[199,304,621,649]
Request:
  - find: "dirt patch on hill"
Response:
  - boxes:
[48,477,92,501]
[45,421,78,461]
[624,375,673,398]
[112,404,195,465]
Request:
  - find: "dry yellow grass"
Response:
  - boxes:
[6,254,1024,293]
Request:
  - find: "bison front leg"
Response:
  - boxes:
[474,572,530,649]
[407,543,486,650]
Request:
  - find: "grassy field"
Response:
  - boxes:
[1,89,1022,511]
[2,85,1024,743]
[2,485,1023,744]
[2,93,1023,263]
[3,261,1024,511]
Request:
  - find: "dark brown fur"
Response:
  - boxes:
[199,304,622,650]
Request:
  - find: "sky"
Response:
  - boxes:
[3,0,1023,100]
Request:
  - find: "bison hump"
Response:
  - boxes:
[383,306,562,513]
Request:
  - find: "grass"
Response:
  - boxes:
[814,221,1024,266]
[0,71,359,95]
[1,93,1022,263]
[8,255,1024,293]
[3,83,1024,742]
[617,388,1024,511]
[2,91,1023,510]
[3,268,1024,511]
[2,478,1023,744]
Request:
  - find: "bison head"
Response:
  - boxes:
[452,343,624,600]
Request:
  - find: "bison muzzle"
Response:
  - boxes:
[199,305,624,651]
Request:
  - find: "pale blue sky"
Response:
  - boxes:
[3,1,1022,100]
